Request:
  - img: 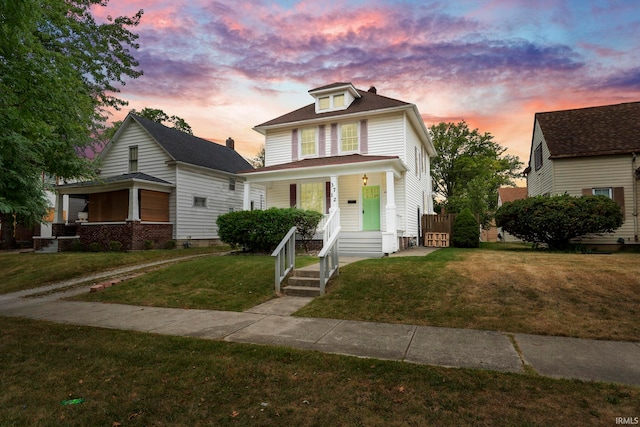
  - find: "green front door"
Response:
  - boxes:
[362,186,381,231]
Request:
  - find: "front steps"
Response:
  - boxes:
[36,239,59,254]
[339,231,384,257]
[282,264,322,297]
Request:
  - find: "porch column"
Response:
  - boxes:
[53,192,64,224]
[243,181,251,210]
[382,170,398,253]
[329,175,339,213]
[127,186,140,221]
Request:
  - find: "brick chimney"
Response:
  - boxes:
[368,86,377,94]
[225,137,235,150]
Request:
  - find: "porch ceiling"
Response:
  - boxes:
[240,154,407,183]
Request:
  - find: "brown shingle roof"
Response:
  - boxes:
[536,102,640,158]
[498,187,527,204]
[239,154,399,174]
[255,87,411,128]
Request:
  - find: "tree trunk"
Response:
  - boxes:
[0,213,18,250]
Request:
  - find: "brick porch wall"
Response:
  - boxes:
[78,222,173,251]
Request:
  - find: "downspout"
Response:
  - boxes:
[633,153,638,242]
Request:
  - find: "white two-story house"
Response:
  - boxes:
[47,113,263,251]
[240,83,436,256]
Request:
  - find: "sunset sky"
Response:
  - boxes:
[94,0,640,168]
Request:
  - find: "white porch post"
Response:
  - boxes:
[127,186,140,221]
[53,192,64,223]
[243,181,252,210]
[329,175,339,213]
[382,170,398,253]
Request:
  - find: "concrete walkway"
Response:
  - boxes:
[1,251,639,387]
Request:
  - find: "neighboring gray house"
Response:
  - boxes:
[525,101,640,246]
[48,113,263,250]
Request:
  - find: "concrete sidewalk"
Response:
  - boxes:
[1,256,639,387]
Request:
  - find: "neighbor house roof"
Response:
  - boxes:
[57,172,173,188]
[536,102,640,159]
[498,187,527,204]
[120,114,253,174]
[254,87,411,129]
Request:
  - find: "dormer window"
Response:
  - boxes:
[333,94,344,108]
[319,97,330,110]
[310,83,360,113]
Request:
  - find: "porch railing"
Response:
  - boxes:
[318,209,341,295]
[271,226,297,293]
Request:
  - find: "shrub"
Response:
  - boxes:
[452,208,479,248]
[89,242,102,252]
[108,241,123,252]
[144,240,153,250]
[495,194,623,250]
[69,241,85,252]
[164,240,177,250]
[217,208,322,253]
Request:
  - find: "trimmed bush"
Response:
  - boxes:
[69,241,85,252]
[144,240,153,250]
[452,208,480,248]
[109,241,123,252]
[217,208,323,253]
[164,240,177,250]
[495,194,623,250]
[89,242,102,252]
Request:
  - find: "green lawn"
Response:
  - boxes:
[73,254,318,311]
[0,246,230,295]
[1,317,637,426]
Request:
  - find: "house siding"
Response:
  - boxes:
[402,113,432,236]
[174,165,245,240]
[552,155,637,244]
[264,129,292,167]
[367,112,405,158]
[101,122,175,183]
[527,120,554,197]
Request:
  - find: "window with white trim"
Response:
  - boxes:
[592,187,612,198]
[333,94,345,108]
[300,128,317,157]
[229,177,236,191]
[534,143,543,171]
[193,197,207,208]
[300,182,324,214]
[128,146,138,173]
[319,97,330,110]
[340,123,358,152]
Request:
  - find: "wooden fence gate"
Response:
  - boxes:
[421,214,456,247]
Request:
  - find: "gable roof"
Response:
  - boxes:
[498,187,527,204]
[254,86,411,130]
[239,154,400,174]
[109,114,253,174]
[536,102,640,159]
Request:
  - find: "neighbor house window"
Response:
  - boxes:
[300,182,324,214]
[300,128,317,157]
[340,123,358,152]
[333,94,345,108]
[534,143,543,171]
[319,96,330,110]
[193,197,207,208]
[129,146,138,173]
[592,188,612,198]
[229,177,236,191]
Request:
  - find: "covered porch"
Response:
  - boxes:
[47,173,175,251]
[240,155,407,256]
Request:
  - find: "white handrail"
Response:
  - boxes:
[271,226,297,293]
[318,208,341,295]
[322,209,340,245]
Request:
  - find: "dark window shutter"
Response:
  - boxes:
[292,129,299,161]
[290,184,297,207]
[325,181,331,214]
[613,187,625,220]
[360,119,368,154]
[330,124,338,156]
[582,188,592,196]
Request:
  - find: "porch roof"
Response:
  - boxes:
[55,172,175,195]
[239,154,406,182]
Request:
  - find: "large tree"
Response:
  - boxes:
[0,0,143,247]
[430,121,522,226]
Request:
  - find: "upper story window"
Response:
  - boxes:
[319,97,330,110]
[333,94,345,108]
[229,177,236,191]
[300,128,317,157]
[340,123,358,152]
[534,143,543,171]
[129,146,138,173]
